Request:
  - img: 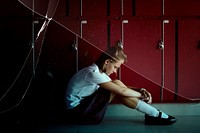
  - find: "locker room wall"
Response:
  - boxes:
[1,0,200,125]
[1,1,200,113]
[54,0,200,102]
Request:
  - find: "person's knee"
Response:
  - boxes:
[112,79,123,85]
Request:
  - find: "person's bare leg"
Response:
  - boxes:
[109,92,116,103]
[111,80,167,117]
[110,79,177,125]
[111,80,139,108]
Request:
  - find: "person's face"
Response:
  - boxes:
[103,59,124,75]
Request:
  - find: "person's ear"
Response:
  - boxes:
[105,59,110,65]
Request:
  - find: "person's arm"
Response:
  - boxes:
[99,81,142,98]
[127,86,152,103]
[100,82,152,104]
[127,86,141,91]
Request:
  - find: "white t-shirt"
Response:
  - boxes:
[66,63,111,109]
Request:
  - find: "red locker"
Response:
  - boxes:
[110,20,121,46]
[81,19,108,50]
[82,0,107,16]
[165,0,200,16]
[136,0,162,16]
[123,0,133,16]
[123,19,162,85]
[163,19,176,101]
[178,19,200,99]
[110,0,121,16]
[121,19,163,101]
[68,0,80,16]
[109,0,133,16]
[54,17,79,35]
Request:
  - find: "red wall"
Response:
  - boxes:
[44,0,200,102]
[3,0,199,105]
[1,0,200,124]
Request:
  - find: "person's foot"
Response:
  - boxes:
[145,112,177,125]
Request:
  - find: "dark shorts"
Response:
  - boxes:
[65,88,111,125]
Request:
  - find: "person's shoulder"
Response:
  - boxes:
[87,63,99,72]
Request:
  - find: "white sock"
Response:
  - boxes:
[136,100,168,118]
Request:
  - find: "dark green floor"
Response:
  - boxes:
[2,103,199,133]
[32,116,200,133]
[31,103,200,133]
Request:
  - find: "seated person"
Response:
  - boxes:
[65,44,177,125]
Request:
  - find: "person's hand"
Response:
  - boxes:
[140,88,152,104]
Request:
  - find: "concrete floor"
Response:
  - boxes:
[32,116,200,133]
[31,103,200,133]
[2,103,200,133]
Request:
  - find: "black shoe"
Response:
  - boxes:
[145,112,177,125]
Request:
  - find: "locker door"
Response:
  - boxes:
[82,0,107,16]
[123,19,162,85]
[165,0,200,16]
[136,0,162,16]
[163,20,176,101]
[78,19,108,70]
[121,19,162,102]
[178,19,200,99]
[110,20,121,47]
[81,19,108,50]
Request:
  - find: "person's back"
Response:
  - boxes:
[64,44,177,125]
